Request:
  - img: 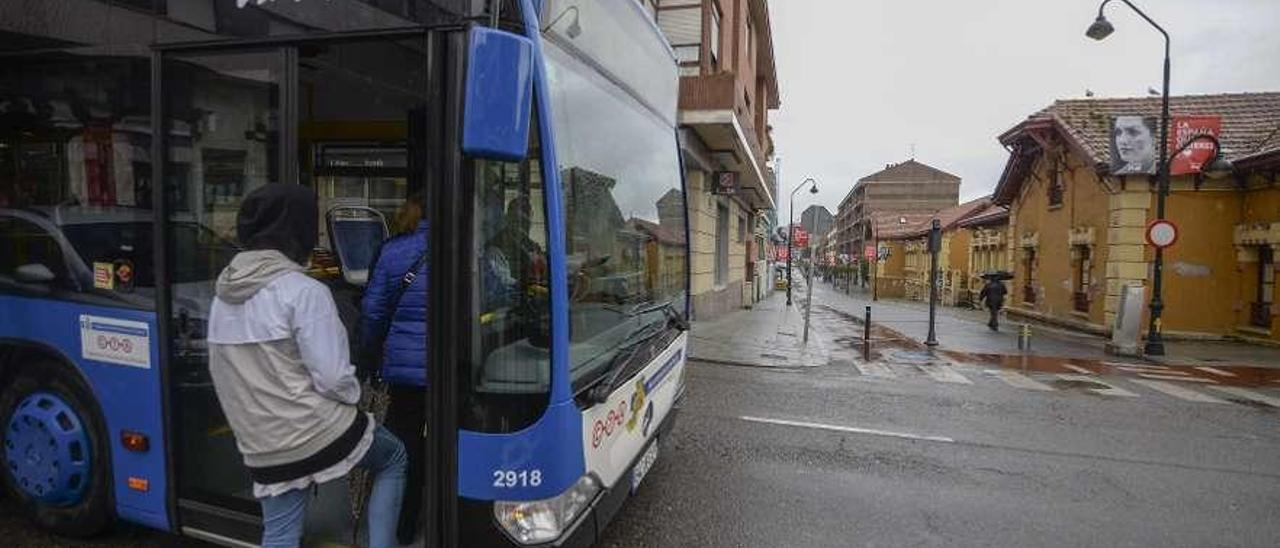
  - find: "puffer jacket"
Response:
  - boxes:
[361,221,428,386]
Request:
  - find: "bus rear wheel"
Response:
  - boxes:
[0,364,113,538]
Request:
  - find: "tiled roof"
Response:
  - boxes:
[1001,92,1280,164]
[871,197,994,240]
[869,211,934,240]
[858,159,961,184]
[956,203,1009,228]
[628,218,686,245]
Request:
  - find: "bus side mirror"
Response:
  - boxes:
[15,263,55,284]
[462,27,535,161]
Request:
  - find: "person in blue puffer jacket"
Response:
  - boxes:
[360,193,428,545]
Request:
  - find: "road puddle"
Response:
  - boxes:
[818,304,1280,389]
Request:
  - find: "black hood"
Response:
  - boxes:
[236,184,319,264]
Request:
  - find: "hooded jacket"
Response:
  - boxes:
[207,185,371,496]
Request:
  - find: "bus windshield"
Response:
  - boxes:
[544,39,688,393]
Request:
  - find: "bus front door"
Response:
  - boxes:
[158,32,433,545]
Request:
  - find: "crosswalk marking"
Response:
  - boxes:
[995,370,1054,391]
[1137,373,1216,384]
[1129,379,1227,403]
[1119,365,1188,375]
[1062,364,1094,375]
[1056,374,1139,397]
[1195,366,1236,377]
[854,360,895,378]
[1107,362,1169,371]
[915,364,973,384]
[1206,386,1280,408]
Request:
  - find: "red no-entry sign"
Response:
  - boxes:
[1145,219,1179,249]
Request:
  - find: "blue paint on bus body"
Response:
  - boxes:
[0,295,170,531]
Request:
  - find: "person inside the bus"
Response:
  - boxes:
[360,192,429,545]
[482,190,519,311]
[207,183,407,548]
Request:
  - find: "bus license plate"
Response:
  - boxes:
[630,439,659,493]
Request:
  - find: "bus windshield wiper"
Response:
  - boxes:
[627,300,690,331]
[586,322,666,404]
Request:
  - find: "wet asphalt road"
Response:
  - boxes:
[6,309,1280,547]
[598,311,1280,547]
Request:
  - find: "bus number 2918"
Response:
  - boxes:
[493,469,542,488]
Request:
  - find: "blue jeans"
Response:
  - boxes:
[260,424,408,548]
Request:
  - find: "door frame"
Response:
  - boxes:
[150,25,458,544]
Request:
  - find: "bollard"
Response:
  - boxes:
[863,306,872,361]
[1017,323,1032,351]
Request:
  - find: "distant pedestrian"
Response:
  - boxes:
[978,278,1007,331]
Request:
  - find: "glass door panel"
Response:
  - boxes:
[164,48,283,512]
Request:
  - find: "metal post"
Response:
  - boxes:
[803,255,814,344]
[872,238,879,302]
[787,196,794,306]
[1145,47,1171,356]
[863,305,871,361]
[1091,0,1171,355]
[926,219,940,347]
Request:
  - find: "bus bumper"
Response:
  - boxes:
[462,388,685,547]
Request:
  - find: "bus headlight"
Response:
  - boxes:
[494,475,600,544]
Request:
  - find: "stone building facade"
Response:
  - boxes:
[653,0,781,319]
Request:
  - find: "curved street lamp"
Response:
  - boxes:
[787,177,818,306]
[1086,0,1175,356]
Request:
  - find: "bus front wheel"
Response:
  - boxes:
[0,363,113,538]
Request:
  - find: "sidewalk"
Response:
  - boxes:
[813,281,1280,368]
[688,280,830,368]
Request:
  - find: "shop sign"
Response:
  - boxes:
[712,171,739,195]
[791,227,809,248]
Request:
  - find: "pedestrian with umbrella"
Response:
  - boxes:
[978,271,1012,331]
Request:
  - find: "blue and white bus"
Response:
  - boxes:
[0,0,689,546]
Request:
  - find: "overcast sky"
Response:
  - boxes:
[770,0,1280,218]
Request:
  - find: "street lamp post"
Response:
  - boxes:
[1086,0,1172,355]
[926,218,941,347]
[787,177,818,306]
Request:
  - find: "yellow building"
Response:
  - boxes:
[959,205,1012,306]
[869,212,931,300]
[898,198,991,305]
[993,92,1280,344]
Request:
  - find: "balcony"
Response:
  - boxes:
[679,73,773,210]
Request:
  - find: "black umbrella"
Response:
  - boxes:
[982,270,1014,281]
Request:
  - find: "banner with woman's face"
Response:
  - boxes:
[1110,116,1159,175]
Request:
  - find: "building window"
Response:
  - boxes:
[709,2,722,69]
[715,202,729,285]
[1253,246,1275,328]
[1048,159,1065,208]
[1073,246,1091,312]
[1023,248,1037,304]
[737,213,747,242]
